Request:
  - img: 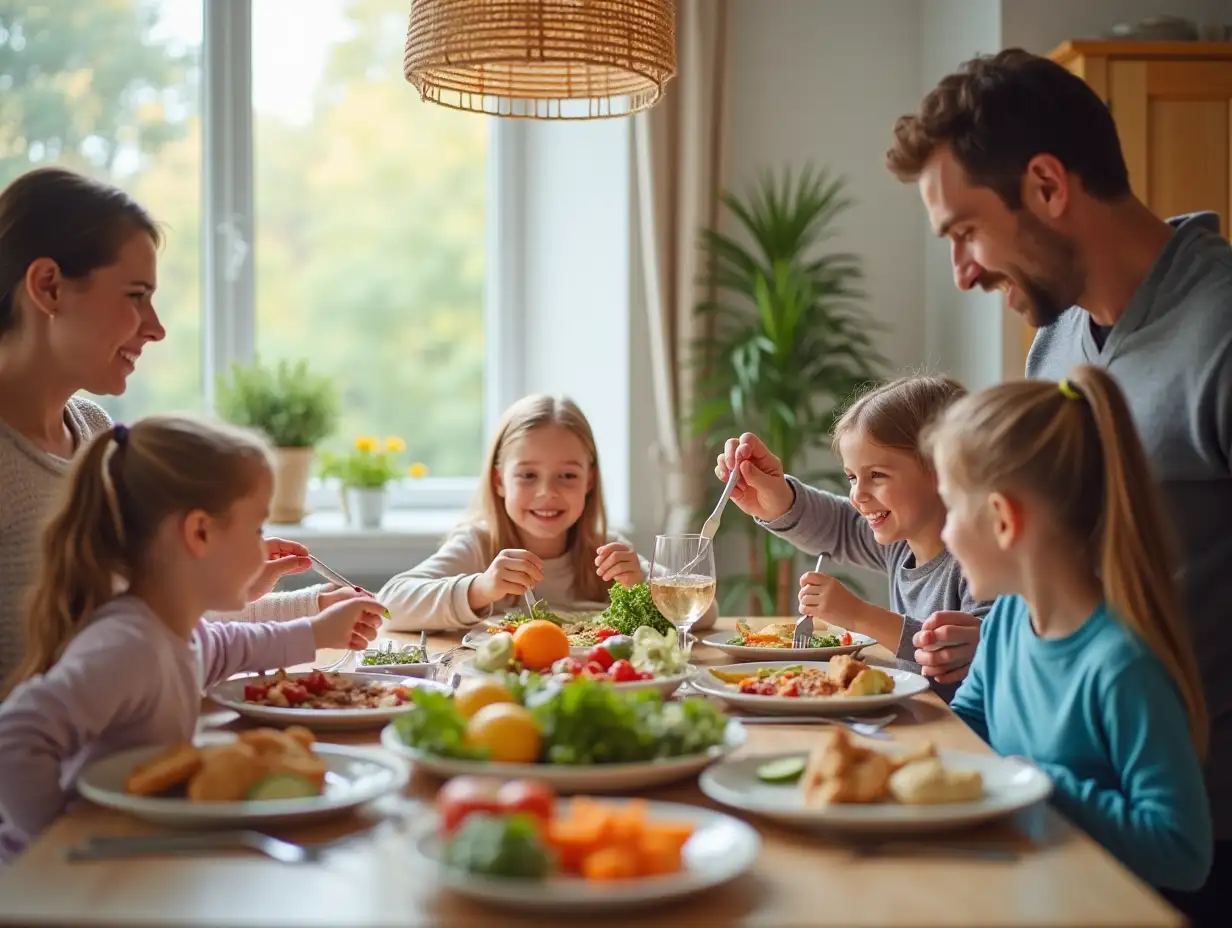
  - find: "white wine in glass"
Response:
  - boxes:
[650,534,717,645]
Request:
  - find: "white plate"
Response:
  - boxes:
[379,718,746,793]
[688,661,929,716]
[457,657,696,699]
[700,749,1052,834]
[207,672,450,731]
[701,628,876,662]
[411,798,759,912]
[463,625,600,659]
[77,733,409,829]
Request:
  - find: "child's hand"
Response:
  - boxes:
[913,611,981,684]
[310,595,386,651]
[716,433,795,522]
[468,549,545,610]
[316,584,372,612]
[247,537,313,600]
[798,571,866,626]
[594,542,643,586]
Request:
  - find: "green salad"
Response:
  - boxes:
[600,582,673,638]
[726,632,842,649]
[393,676,729,766]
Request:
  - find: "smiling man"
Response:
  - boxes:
[886,48,1232,923]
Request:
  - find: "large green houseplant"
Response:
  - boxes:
[691,166,887,615]
[215,358,340,524]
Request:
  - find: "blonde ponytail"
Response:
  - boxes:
[925,365,1208,757]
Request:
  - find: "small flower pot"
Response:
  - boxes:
[344,486,386,529]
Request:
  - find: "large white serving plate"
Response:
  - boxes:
[78,733,409,829]
[688,660,929,716]
[412,798,759,913]
[379,718,747,793]
[700,749,1052,834]
[207,672,449,731]
[700,628,875,662]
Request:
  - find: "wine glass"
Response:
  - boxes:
[649,534,717,647]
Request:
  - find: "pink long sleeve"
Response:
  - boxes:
[194,617,317,687]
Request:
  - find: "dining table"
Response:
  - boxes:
[0,618,1184,928]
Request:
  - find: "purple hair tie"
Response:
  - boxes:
[113,424,130,446]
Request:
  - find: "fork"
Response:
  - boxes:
[737,712,897,738]
[66,830,353,864]
[523,587,540,617]
[793,553,828,648]
[678,465,741,576]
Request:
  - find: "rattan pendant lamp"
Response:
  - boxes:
[404,0,677,119]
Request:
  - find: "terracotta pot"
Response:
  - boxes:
[270,447,315,523]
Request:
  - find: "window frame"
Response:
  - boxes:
[201,0,519,513]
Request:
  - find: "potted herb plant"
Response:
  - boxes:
[318,437,429,529]
[690,166,887,615]
[215,358,340,524]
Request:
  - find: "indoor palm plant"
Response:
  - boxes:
[690,166,887,615]
[215,358,340,523]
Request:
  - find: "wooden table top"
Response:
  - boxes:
[0,620,1182,928]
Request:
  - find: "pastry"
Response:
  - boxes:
[889,759,984,804]
[124,742,202,796]
[186,743,263,802]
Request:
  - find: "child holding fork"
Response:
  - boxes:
[716,375,991,700]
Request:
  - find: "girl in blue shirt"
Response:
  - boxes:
[924,364,1211,892]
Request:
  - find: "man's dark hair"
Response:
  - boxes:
[886,48,1131,206]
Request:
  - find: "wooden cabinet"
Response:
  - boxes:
[1021,41,1232,360]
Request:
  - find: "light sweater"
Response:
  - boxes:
[0,397,320,686]
[0,595,318,860]
[379,522,719,633]
[951,596,1212,891]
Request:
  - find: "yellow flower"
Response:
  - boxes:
[384,436,406,453]
[408,462,429,479]
[354,436,377,453]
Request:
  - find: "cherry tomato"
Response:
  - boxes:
[594,627,618,641]
[781,682,800,697]
[609,659,639,683]
[280,682,309,704]
[584,660,608,677]
[586,645,615,670]
[840,632,853,646]
[436,776,504,835]
[302,671,329,694]
[497,780,555,825]
[243,683,268,701]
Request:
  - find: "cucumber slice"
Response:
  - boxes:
[245,772,320,801]
[757,756,807,784]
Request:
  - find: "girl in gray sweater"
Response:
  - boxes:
[715,375,991,699]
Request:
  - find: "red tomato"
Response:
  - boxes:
[280,682,309,704]
[243,683,268,701]
[594,627,618,641]
[609,659,639,683]
[555,657,584,676]
[584,661,608,677]
[302,671,329,694]
[436,777,504,835]
[781,682,800,697]
[840,632,853,646]
[586,646,615,670]
[497,780,555,825]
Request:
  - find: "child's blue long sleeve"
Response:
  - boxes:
[956,595,1212,891]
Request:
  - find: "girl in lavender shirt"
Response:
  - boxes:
[0,416,385,860]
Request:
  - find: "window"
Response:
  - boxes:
[0,0,204,422]
[2,0,507,511]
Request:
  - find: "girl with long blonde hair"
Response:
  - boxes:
[0,417,383,860]
[925,365,1211,891]
[382,395,712,631]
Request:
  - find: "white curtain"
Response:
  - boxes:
[633,0,731,534]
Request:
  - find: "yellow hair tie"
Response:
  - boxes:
[1058,379,1082,401]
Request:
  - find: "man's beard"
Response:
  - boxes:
[979,214,1083,329]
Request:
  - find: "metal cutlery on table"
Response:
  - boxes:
[678,465,741,576]
[792,552,828,649]
[736,711,897,739]
[66,830,357,865]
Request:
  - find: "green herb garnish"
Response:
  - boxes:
[360,648,427,665]
[600,582,673,638]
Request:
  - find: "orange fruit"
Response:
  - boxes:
[464,703,542,763]
[453,677,513,718]
[512,620,571,671]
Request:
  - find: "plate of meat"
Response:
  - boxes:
[687,656,929,716]
[207,669,450,730]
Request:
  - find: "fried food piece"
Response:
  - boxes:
[125,743,202,796]
[799,729,893,806]
[187,743,263,802]
[826,654,867,689]
[284,726,316,750]
[887,741,937,772]
[238,728,310,757]
[260,752,328,792]
[889,759,983,804]
[844,667,894,697]
[758,622,798,639]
